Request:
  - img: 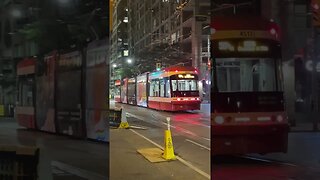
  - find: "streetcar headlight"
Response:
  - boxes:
[218,41,235,51]
[214,116,224,124]
[276,115,283,122]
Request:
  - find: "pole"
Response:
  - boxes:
[312,27,319,131]
[166,117,171,131]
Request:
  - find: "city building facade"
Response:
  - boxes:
[0,0,39,116]
[110,0,129,81]
[111,0,211,100]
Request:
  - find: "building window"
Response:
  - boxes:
[123,50,129,56]
[294,2,307,28]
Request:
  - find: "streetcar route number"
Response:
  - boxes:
[240,31,255,37]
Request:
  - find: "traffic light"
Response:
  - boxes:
[312,0,320,27]
[156,63,161,71]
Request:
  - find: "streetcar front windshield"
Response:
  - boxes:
[216,58,282,92]
[172,79,198,91]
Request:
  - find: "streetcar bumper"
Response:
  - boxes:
[171,100,201,111]
[212,124,289,155]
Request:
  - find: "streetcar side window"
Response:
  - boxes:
[20,81,33,106]
[172,80,178,91]
[115,86,120,96]
[160,79,165,97]
[149,79,160,97]
[166,79,171,97]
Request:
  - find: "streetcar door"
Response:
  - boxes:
[56,51,85,138]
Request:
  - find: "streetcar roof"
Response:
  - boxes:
[211,16,280,31]
[161,66,197,72]
[17,57,36,76]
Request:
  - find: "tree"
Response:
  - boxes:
[17,0,109,55]
[134,41,192,74]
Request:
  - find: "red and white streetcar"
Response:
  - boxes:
[115,66,201,111]
[16,57,37,129]
[211,16,289,155]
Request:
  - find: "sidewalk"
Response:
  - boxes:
[0,118,108,180]
[290,123,320,132]
[289,113,320,132]
[110,128,208,180]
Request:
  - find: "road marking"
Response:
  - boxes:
[162,122,201,137]
[130,129,210,179]
[130,125,148,130]
[202,137,211,141]
[152,113,210,128]
[242,156,298,167]
[186,139,210,151]
[130,129,164,149]
[126,112,146,121]
[51,161,107,180]
[129,111,210,144]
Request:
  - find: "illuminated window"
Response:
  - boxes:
[123,17,128,23]
[149,79,160,97]
[123,50,129,56]
[216,58,277,92]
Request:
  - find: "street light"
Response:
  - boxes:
[112,64,117,68]
[11,9,22,18]
[127,58,132,64]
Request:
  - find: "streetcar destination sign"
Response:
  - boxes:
[212,39,281,58]
[178,74,195,79]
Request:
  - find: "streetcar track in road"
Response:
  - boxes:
[130,129,210,179]
[186,139,210,151]
[128,111,210,141]
[152,112,210,128]
[241,155,298,167]
[127,110,211,145]
[162,121,211,142]
[127,112,161,126]
[51,161,107,180]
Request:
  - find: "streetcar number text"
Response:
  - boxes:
[240,31,255,37]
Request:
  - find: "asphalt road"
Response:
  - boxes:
[212,132,320,180]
